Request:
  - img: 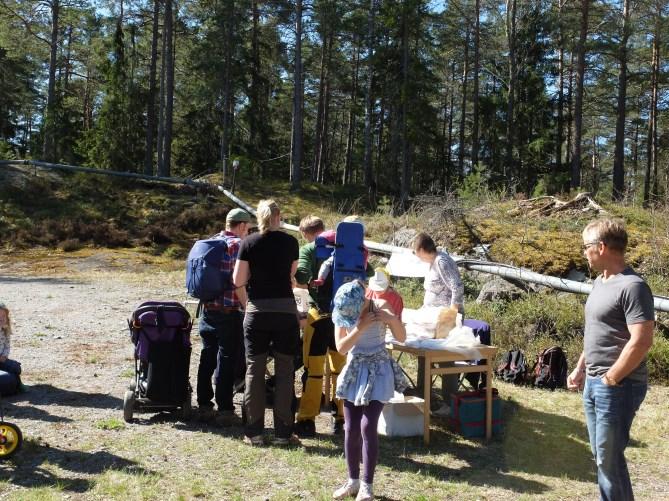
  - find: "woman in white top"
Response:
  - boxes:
[413,233,464,311]
[412,232,464,414]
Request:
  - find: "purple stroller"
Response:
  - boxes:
[124,301,193,422]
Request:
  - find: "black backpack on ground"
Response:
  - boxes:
[531,346,568,390]
[495,349,528,385]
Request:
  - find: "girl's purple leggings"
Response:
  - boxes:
[343,399,384,484]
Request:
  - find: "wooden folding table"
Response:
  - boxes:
[386,343,498,445]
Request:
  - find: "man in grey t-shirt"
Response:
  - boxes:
[567,218,654,501]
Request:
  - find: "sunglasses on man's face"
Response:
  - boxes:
[581,241,601,251]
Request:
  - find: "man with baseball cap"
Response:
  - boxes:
[196,207,252,426]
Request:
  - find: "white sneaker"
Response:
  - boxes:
[333,479,360,500]
[356,481,373,501]
[431,403,451,418]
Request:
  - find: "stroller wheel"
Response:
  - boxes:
[123,390,136,423]
[0,421,23,459]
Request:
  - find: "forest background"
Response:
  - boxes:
[1,0,668,208]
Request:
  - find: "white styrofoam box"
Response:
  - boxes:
[378,394,425,437]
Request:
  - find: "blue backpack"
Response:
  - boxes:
[185,237,229,301]
[331,221,367,301]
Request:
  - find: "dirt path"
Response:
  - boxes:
[0,252,196,496]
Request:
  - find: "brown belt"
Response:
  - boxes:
[203,304,240,313]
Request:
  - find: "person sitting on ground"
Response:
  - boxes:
[233,199,301,446]
[412,232,464,416]
[195,208,251,426]
[332,280,408,501]
[0,302,25,396]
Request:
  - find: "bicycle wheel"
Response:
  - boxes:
[0,421,23,459]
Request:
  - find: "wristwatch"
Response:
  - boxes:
[602,373,619,386]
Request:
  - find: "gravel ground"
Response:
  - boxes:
[0,251,334,499]
[0,253,206,494]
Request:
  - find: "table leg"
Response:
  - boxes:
[485,362,493,440]
[424,353,431,446]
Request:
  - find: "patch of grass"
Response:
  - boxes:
[95,418,126,431]
[92,469,162,499]
[4,488,65,501]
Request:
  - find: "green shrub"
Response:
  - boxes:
[393,277,424,309]
[59,238,83,252]
[648,335,669,384]
[466,291,586,368]
[163,245,186,259]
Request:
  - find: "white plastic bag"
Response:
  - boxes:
[443,325,478,347]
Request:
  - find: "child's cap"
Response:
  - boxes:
[332,281,366,329]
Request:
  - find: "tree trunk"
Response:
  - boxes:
[632,113,639,194]
[317,33,333,183]
[220,0,234,183]
[344,39,360,185]
[458,28,470,180]
[83,65,92,131]
[438,83,448,190]
[446,61,456,190]
[363,0,377,196]
[250,0,264,177]
[644,30,659,206]
[570,0,589,190]
[290,0,304,190]
[64,25,72,91]
[376,94,385,171]
[156,19,167,176]
[144,0,160,176]
[555,0,565,178]
[313,31,330,183]
[399,6,410,210]
[566,50,574,168]
[505,0,516,182]
[160,0,174,177]
[612,0,631,201]
[592,134,599,194]
[471,0,480,169]
[43,0,59,162]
